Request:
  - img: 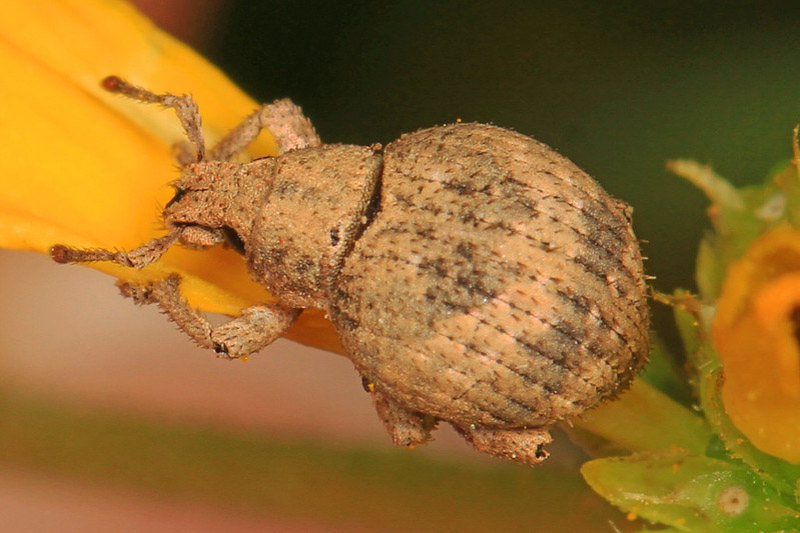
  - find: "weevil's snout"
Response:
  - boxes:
[161,162,234,249]
[161,161,257,253]
[162,193,225,250]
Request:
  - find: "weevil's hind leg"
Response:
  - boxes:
[453,425,553,465]
[209,99,321,161]
[369,387,438,448]
[119,274,301,358]
[101,75,206,161]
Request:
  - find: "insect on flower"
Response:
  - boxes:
[52,76,649,464]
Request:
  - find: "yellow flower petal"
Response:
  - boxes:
[713,225,800,462]
[0,0,342,353]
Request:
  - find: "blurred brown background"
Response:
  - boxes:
[4,0,800,531]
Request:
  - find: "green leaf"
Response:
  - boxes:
[582,451,800,532]
[572,379,711,457]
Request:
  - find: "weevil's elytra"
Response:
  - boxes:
[51,76,649,465]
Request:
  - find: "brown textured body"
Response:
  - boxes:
[330,124,648,430]
[54,78,649,464]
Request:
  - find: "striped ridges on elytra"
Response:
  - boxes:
[52,77,648,465]
[331,124,649,463]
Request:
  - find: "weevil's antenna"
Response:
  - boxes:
[101,75,206,162]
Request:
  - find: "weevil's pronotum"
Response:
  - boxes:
[51,76,649,464]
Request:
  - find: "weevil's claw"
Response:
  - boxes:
[49,244,72,264]
[116,273,182,305]
[117,281,155,305]
[101,75,123,92]
[213,342,229,356]
[49,244,123,265]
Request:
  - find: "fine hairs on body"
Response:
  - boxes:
[52,76,649,464]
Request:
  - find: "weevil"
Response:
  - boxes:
[51,76,649,464]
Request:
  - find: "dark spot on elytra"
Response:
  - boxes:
[419,257,449,278]
[271,179,298,197]
[455,273,497,299]
[581,200,630,248]
[440,300,469,313]
[573,253,612,286]
[414,227,436,239]
[455,242,474,260]
[556,288,591,315]
[542,381,563,395]
[442,181,472,196]
[330,228,340,246]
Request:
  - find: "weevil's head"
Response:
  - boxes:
[163,159,272,254]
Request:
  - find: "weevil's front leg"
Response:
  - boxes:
[119,274,300,358]
[102,76,207,161]
[209,99,321,161]
[50,231,181,269]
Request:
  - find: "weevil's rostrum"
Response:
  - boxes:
[52,77,649,465]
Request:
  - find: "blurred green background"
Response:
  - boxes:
[4,1,800,531]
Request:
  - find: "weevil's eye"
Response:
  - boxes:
[222,226,246,255]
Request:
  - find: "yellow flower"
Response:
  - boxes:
[713,225,800,462]
[0,0,341,353]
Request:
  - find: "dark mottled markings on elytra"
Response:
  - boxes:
[329,123,647,430]
[337,236,625,408]
[55,78,648,465]
[385,151,640,298]
[362,177,643,345]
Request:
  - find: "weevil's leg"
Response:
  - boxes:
[101,75,206,161]
[209,98,321,160]
[119,274,301,359]
[368,386,437,448]
[453,425,552,465]
[50,231,181,269]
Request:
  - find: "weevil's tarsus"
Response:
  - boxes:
[118,274,301,359]
[371,388,438,448]
[209,98,322,160]
[455,425,553,466]
[101,75,206,162]
[50,243,118,264]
